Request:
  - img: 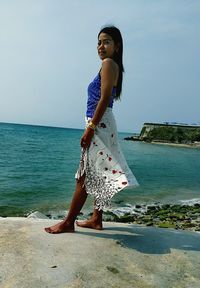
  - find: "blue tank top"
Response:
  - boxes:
[86,72,116,118]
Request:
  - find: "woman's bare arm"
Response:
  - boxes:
[80,58,118,148]
[91,58,117,126]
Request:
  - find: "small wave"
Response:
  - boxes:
[179,198,200,206]
[2,197,200,219]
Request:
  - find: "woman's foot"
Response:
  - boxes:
[76,219,103,230]
[44,220,75,234]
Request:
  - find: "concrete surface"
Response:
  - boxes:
[0,218,200,288]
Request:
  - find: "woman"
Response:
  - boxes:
[45,26,139,234]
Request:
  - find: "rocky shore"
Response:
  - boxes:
[1,202,200,233]
[34,201,200,233]
[102,202,200,232]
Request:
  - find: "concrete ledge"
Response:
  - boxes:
[1,218,200,288]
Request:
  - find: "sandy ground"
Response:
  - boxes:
[0,217,200,288]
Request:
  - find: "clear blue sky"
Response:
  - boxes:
[0,0,199,133]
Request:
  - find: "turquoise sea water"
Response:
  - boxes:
[0,122,200,217]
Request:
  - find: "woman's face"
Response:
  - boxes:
[97,33,117,60]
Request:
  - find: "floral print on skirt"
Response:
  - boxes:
[75,108,139,211]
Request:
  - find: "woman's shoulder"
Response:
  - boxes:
[102,57,118,67]
[101,58,119,73]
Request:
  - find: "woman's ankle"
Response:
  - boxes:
[91,215,102,223]
[62,218,75,227]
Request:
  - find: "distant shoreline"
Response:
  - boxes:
[124,138,200,148]
[125,122,200,148]
[150,141,200,149]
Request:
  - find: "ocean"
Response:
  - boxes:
[0,122,200,218]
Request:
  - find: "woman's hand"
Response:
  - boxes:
[80,127,94,149]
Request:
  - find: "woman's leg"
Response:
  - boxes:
[44,175,87,234]
[76,203,103,230]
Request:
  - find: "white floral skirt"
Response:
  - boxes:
[75,108,139,210]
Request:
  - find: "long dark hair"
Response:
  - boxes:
[98,25,124,100]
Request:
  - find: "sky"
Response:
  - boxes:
[0,0,199,133]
